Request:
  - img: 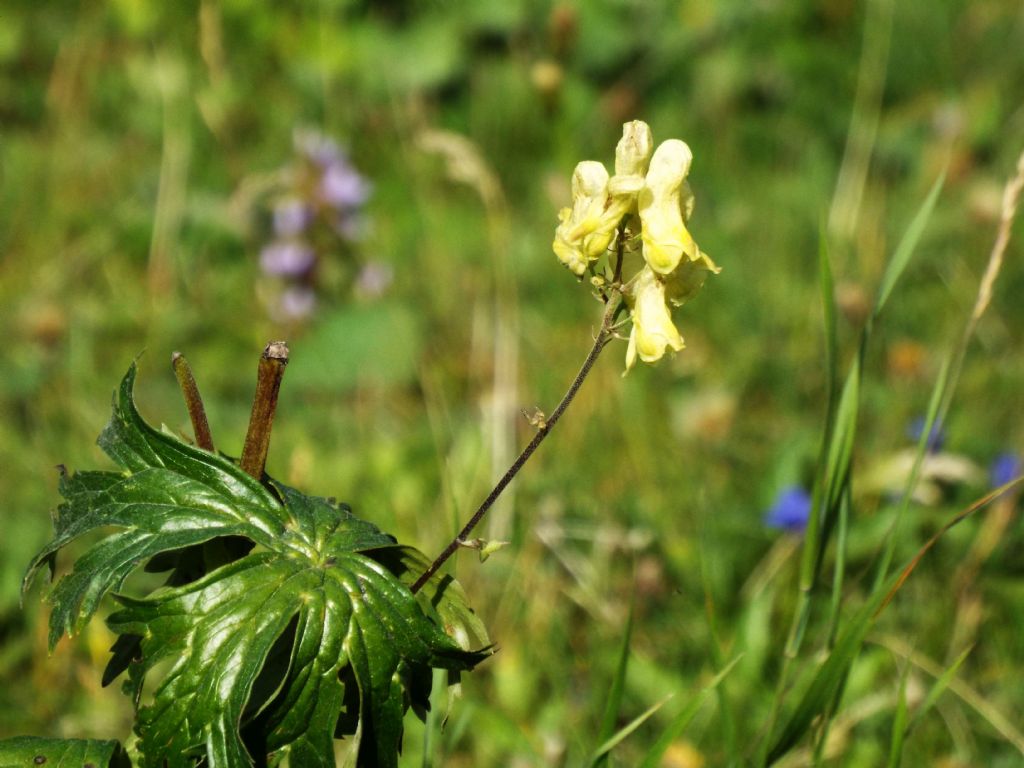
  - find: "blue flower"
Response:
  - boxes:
[990,452,1022,489]
[907,416,945,453]
[764,486,812,532]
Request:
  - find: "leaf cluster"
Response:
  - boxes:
[19,364,490,767]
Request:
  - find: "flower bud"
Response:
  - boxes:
[608,120,653,206]
[615,120,654,177]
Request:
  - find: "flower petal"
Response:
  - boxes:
[553,161,614,274]
[639,140,699,275]
[260,241,316,277]
[663,250,720,306]
[627,266,684,367]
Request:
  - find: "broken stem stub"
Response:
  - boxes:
[172,352,215,451]
[240,341,289,480]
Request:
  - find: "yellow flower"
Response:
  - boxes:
[553,160,617,275]
[625,265,684,371]
[552,121,718,372]
[638,139,700,275]
[663,250,720,306]
[552,123,658,275]
[608,120,653,199]
[551,121,718,373]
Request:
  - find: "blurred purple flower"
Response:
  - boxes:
[764,486,812,532]
[260,241,316,277]
[278,285,317,320]
[320,161,371,210]
[907,416,945,453]
[295,130,342,168]
[332,212,370,241]
[273,199,313,237]
[255,129,377,322]
[355,261,394,299]
[990,452,1022,489]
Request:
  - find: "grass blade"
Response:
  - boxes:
[873,173,945,316]
[872,352,951,588]
[421,667,447,768]
[638,656,743,768]
[818,227,845,643]
[767,478,1023,764]
[766,583,889,764]
[906,644,972,737]
[878,637,1024,756]
[592,592,635,767]
[590,694,674,765]
[761,175,946,766]
[885,656,912,768]
[818,221,839,438]
[825,488,852,647]
[699,533,739,763]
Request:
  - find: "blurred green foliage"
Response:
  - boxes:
[2,0,1024,764]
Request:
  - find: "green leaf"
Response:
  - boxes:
[365,544,494,730]
[23,364,290,649]
[24,363,491,768]
[0,736,130,768]
[365,545,492,653]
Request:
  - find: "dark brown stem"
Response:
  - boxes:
[411,293,624,593]
[612,228,626,285]
[172,352,215,451]
[240,341,289,480]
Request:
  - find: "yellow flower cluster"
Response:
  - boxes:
[552,121,719,371]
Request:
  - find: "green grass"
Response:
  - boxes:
[3,0,1024,764]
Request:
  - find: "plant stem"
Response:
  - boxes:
[240,341,289,480]
[171,352,215,451]
[412,292,624,594]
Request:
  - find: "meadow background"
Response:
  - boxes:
[2,0,1023,765]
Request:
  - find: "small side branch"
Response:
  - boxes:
[240,341,289,480]
[172,352,215,451]
[411,293,624,593]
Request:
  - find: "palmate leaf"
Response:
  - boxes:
[0,736,130,768]
[23,363,491,768]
